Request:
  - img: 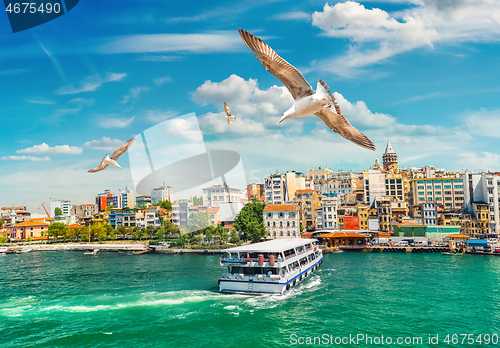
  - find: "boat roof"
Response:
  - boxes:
[223,239,315,253]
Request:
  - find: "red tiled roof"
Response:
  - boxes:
[264,204,299,212]
[208,207,219,213]
[318,232,368,238]
[394,220,422,226]
[12,221,49,227]
[65,224,85,229]
[295,189,315,194]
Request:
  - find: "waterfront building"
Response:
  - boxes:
[203,184,245,208]
[119,187,135,209]
[376,196,392,232]
[50,199,71,216]
[8,220,49,241]
[357,204,369,230]
[363,169,386,206]
[409,177,465,210]
[393,221,460,238]
[96,190,122,211]
[208,207,220,226]
[321,197,339,229]
[422,203,437,225]
[135,196,151,209]
[151,185,172,205]
[247,183,265,200]
[293,189,322,231]
[385,173,407,202]
[263,204,300,239]
[109,207,137,229]
[306,167,333,186]
[317,231,368,248]
[463,171,500,235]
[264,171,305,205]
[171,199,192,227]
[382,139,398,172]
[70,204,97,223]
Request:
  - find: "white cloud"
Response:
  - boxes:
[162,116,204,142]
[1,155,51,161]
[120,85,150,104]
[83,137,124,150]
[310,0,500,76]
[458,152,500,172]
[98,32,242,54]
[275,11,311,21]
[68,97,95,106]
[194,74,297,132]
[146,110,178,123]
[16,143,82,155]
[98,116,135,128]
[56,72,127,95]
[154,76,172,86]
[28,100,57,105]
[136,55,182,62]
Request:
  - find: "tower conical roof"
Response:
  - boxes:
[384,139,395,154]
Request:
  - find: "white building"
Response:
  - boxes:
[363,170,386,206]
[203,184,245,208]
[463,171,500,234]
[263,204,300,239]
[119,187,135,209]
[151,185,172,205]
[321,197,339,229]
[50,199,71,217]
[422,203,437,225]
[264,171,305,205]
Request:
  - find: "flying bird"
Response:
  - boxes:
[223,102,236,124]
[238,29,375,151]
[88,138,135,173]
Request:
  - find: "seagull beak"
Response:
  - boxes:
[117,164,122,169]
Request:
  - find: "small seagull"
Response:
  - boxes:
[88,138,135,173]
[223,102,236,124]
[238,29,375,151]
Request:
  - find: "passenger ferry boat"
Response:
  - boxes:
[219,239,323,295]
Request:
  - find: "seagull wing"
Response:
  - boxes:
[88,155,110,173]
[110,137,135,161]
[223,102,232,116]
[314,107,376,151]
[238,29,313,100]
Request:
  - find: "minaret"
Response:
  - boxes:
[10,204,16,225]
[382,138,398,171]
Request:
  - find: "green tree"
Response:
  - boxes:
[233,200,267,243]
[54,207,63,216]
[48,222,67,239]
[187,211,211,233]
[90,222,107,242]
[105,205,115,212]
[154,200,172,211]
[191,195,203,205]
[0,235,7,244]
[229,229,240,244]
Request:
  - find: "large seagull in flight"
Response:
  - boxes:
[238,29,375,151]
[88,138,135,173]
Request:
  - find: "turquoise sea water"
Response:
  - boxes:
[1,251,500,347]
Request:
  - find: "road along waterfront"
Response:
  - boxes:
[1,251,499,347]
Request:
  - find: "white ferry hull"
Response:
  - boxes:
[219,257,323,295]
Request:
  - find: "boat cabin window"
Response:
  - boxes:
[284,249,296,259]
[263,267,278,275]
[299,257,308,266]
[230,267,265,275]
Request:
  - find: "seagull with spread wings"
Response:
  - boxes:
[238,29,375,151]
[223,102,236,124]
[88,138,135,173]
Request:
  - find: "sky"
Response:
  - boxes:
[1,0,500,212]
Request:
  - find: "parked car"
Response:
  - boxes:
[394,241,409,247]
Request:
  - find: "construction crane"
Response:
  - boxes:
[38,202,50,218]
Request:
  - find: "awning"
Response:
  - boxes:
[446,234,470,239]
[467,239,488,246]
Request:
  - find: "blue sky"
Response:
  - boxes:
[1,0,500,212]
